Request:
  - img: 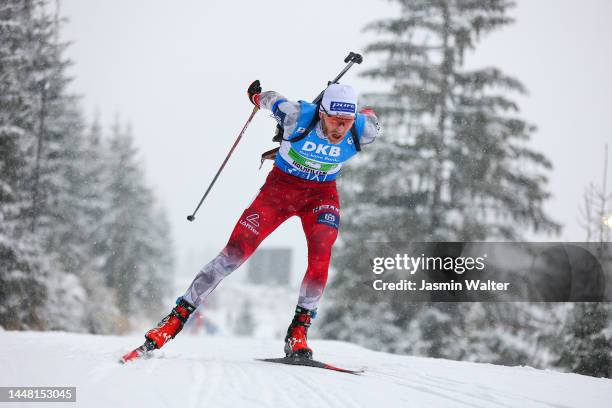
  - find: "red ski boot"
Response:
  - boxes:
[145,297,196,349]
[284,306,316,360]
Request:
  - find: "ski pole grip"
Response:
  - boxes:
[344,52,363,64]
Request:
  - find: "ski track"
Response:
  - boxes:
[368,368,491,408]
[273,362,363,408]
[186,358,222,408]
[1,331,611,408]
[370,362,576,408]
[249,362,298,407]
[246,360,301,407]
[416,371,572,408]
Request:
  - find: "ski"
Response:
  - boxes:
[119,339,157,364]
[257,357,365,375]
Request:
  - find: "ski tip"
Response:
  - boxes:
[119,340,156,364]
[323,363,366,375]
[119,349,140,364]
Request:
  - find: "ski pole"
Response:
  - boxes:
[187,105,260,222]
[312,51,363,104]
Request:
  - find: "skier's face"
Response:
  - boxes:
[320,112,355,144]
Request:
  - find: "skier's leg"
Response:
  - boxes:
[146,184,292,349]
[296,195,340,310]
[183,183,293,308]
[285,189,340,359]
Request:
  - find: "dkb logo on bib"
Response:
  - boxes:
[302,141,341,157]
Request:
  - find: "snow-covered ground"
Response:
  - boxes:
[1,330,611,408]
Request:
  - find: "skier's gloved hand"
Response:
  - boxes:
[247,80,262,107]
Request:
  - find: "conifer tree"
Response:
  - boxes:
[2,1,175,331]
[558,303,612,378]
[103,121,173,317]
[322,0,560,359]
[0,0,48,329]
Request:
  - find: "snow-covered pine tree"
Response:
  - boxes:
[103,120,145,316]
[353,0,559,242]
[57,117,120,333]
[0,0,48,330]
[322,0,560,361]
[457,302,567,368]
[134,203,174,315]
[558,303,612,378]
[2,1,174,332]
[14,0,92,331]
[561,148,612,378]
[102,121,173,321]
[82,118,109,260]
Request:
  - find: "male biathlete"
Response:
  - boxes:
[123,80,380,362]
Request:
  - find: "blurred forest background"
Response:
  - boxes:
[1,0,610,378]
[0,0,173,334]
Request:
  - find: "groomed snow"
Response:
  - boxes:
[1,330,611,407]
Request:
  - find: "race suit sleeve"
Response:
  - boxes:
[359,110,380,145]
[258,91,301,135]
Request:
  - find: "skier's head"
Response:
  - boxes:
[319,83,357,144]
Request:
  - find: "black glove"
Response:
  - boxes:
[247,80,262,106]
